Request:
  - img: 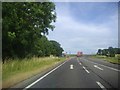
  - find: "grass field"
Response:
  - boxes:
[2,56,66,88]
[91,54,120,64]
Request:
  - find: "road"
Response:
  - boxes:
[17,56,120,89]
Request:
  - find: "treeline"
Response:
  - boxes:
[97,47,120,57]
[2,2,63,62]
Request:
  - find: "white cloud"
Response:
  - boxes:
[51,0,119,2]
[47,2,118,54]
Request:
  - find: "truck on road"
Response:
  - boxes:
[77,51,83,57]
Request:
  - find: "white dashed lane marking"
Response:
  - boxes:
[83,66,90,73]
[83,58,120,72]
[79,62,82,65]
[94,65,103,71]
[70,64,74,69]
[96,81,107,90]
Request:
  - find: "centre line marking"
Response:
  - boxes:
[96,81,107,90]
[23,60,68,90]
[94,65,103,71]
[83,66,90,73]
[70,64,74,69]
[77,59,82,65]
[79,62,82,65]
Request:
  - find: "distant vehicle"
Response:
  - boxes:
[77,51,83,57]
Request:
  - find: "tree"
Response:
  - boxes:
[2,2,56,60]
[101,49,109,56]
[97,47,120,58]
[33,36,53,57]
[97,49,102,55]
[114,48,120,54]
[108,47,115,57]
[50,40,64,56]
[118,48,120,54]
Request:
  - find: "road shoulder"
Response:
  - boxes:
[8,59,68,89]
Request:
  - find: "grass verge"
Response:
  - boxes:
[90,55,120,64]
[2,57,66,88]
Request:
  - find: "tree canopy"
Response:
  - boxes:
[2,2,63,61]
[96,47,120,57]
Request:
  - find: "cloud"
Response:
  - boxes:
[51,0,120,2]
[47,2,118,54]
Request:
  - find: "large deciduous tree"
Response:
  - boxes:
[96,47,120,57]
[108,47,115,57]
[50,40,64,56]
[97,49,102,55]
[2,2,56,60]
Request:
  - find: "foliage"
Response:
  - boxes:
[96,47,120,57]
[50,40,64,56]
[108,47,115,57]
[97,49,102,55]
[2,2,63,61]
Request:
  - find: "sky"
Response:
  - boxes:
[47,2,118,54]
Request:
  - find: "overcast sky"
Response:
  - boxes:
[47,2,118,54]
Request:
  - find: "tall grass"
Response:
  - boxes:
[2,57,65,88]
[91,54,120,64]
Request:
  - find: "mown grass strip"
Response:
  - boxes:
[2,57,66,88]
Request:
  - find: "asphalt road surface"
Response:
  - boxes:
[17,56,120,89]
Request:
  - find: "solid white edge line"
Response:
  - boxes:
[96,81,107,90]
[83,66,90,73]
[94,65,103,70]
[23,60,68,90]
[83,59,120,72]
